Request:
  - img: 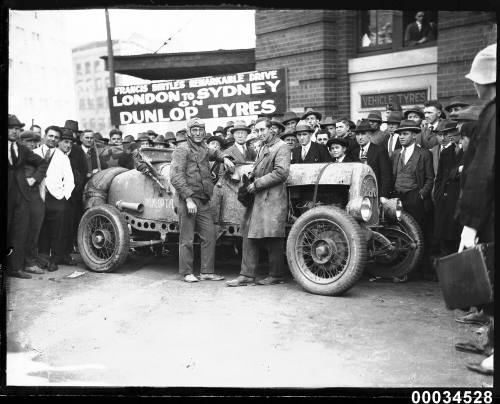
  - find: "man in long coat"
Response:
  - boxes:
[227,117,291,286]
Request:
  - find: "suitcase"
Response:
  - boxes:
[435,242,494,310]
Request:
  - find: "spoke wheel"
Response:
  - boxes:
[367,211,424,278]
[78,205,130,272]
[287,205,366,296]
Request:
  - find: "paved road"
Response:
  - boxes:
[5,252,492,388]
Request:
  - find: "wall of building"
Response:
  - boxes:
[437,11,496,107]
[9,10,76,130]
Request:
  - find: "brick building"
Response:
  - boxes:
[108,10,496,131]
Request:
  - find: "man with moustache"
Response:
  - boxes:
[224,120,257,163]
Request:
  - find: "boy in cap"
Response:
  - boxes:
[326,137,352,163]
[170,118,235,283]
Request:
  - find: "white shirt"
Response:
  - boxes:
[301,142,311,160]
[359,141,371,158]
[387,133,399,153]
[401,142,416,165]
[235,142,246,157]
[8,140,18,165]
[416,21,422,31]
[35,144,55,160]
[336,155,346,163]
[34,146,74,200]
[81,145,90,154]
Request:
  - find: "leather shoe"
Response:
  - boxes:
[257,276,285,286]
[7,270,32,279]
[48,262,58,272]
[199,273,225,281]
[183,274,199,283]
[24,265,44,274]
[466,354,494,375]
[226,275,255,287]
[456,310,490,325]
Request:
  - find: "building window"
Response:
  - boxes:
[76,63,82,76]
[94,60,102,72]
[96,96,105,108]
[358,10,437,54]
[79,98,86,110]
[95,78,103,89]
[87,98,94,109]
[85,62,91,74]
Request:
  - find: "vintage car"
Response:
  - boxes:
[78,147,423,296]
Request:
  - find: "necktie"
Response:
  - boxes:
[10,142,17,166]
[301,147,307,161]
[360,148,366,160]
[400,147,406,168]
[44,147,52,161]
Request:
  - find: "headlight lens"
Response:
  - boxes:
[360,197,372,222]
[395,198,403,220]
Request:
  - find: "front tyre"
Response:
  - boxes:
[286,205,367,296]
[77,204,130,272]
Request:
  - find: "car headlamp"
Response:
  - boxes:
[360,197,373,222]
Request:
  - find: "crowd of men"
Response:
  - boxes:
[6,44,495,376]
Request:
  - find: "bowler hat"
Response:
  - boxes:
[403,106,425,120]
[320,116,336,127]
[354,120,378,133]
[230,120,251,134]
[61,129,74,141]
[465,44,496,84]
[269,117,285,131]
[437,120,458,134]
[394,120,422,133]
[137,133,150,142]
[187,118,205,129]
[454,105,482,122]
[383,111,403,124]
[444,98,470,112]
[213,126,225,136]
[366,111,382,122]
[326,137,349,148]
[20,130,39,142]
[281,111,300,125]
[301,109,322,121]
[280,127,297,139]
[206,135,225,147]
[8,114,25,128]
[63,120,79,133]
[164,131,176,142]
[294,123,315,134]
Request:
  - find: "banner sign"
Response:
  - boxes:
[361,89,428,109]
[108,69,287,126]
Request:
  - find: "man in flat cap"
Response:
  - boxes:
[455,45,496,373]
[170,118,235,283]
[7,116,48,278]
[291,122,330,164]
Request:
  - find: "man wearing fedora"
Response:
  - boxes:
[224,120,257,163]
[301,109,322,141]
[444,98,470,117]
[281,111,300,132]
[137,133,151,148]
[36,127,75,272]
[320,116,336,139]
[454,45,496,377]
[227,117,290,287]
[352,120,393,199]
[63,119,80,145]
[391,119,434,235]
[429,121,453,177]
[327,137,352,163]
[366,110,389,146]
[381,111,402,159]
[269,117,285,140]
[7,115,48,278]
[403,106,425,128]
[170,118,235,283]
[416,100,445,149]
[291,122,330,164]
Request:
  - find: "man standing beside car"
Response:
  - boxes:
[227,117,291,287]
[170,118,235,283]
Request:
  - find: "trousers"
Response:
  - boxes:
[177,198,216,275]
[38,192,70,261]
[7,189,29,272]
[24,188,45,266]
[240,237,284,278]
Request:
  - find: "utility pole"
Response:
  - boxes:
[105,8,117,129]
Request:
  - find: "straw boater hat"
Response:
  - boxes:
[230,120,251,134]
[354,120,378,133]
[281,111,300,125]
[394,120,422,134]
[326,137,349,148]
[301,109,322,121]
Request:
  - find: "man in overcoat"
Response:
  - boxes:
[227,117,291,287]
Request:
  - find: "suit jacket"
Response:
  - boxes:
[68,145,88,200]
[353,142,393,198]
[291,141,330,164]
[370,130,389,146]
[391,145,435,203]
[404,22,435,46]
[223,143,256,163]
[381,133,402,159]
[332,155,354,163]
[415,119,445,149]
[8,142,48,202]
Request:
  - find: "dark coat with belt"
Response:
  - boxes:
[243,135,290,239]
[457,98,495,242]
[291,141,330,164]
[391,145,435,208]
[433,144,463,240]
[352,142,393,198]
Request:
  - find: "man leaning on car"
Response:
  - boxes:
[170,117,235,283]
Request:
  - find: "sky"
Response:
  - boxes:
[63,8,256,52]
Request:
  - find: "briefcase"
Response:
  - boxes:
[435,243,494,310]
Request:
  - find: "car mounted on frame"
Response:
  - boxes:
[78,146,424,296]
